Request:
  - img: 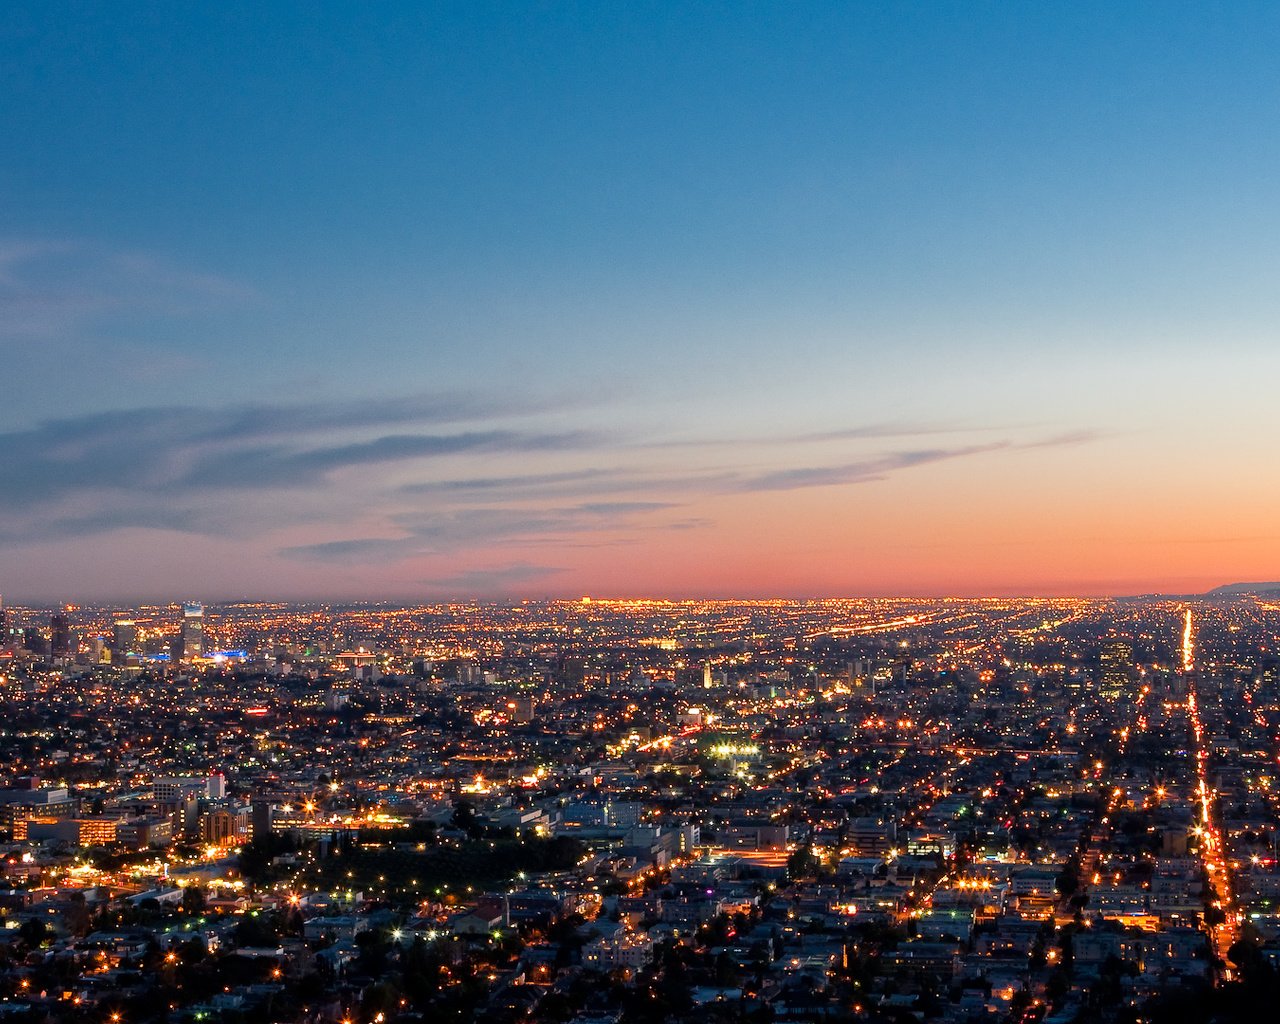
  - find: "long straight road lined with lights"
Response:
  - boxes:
[1182,609,1241,976]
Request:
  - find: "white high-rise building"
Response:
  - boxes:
[180,603,205,660]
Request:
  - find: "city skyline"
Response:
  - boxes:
[0,590,1275,1022]
[5,4,1280,600]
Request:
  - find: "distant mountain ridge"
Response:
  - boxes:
[1204,582,1280,597]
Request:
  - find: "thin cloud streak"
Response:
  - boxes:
[282,502,684,564]
[424,563,568,594]
[637,420,1011,450]
[0,238,251,340]
[402,468,623,494]
[738,444,1011,492]
[0,395,608,545]
[0,399,599,507]
[734,432,1104,492]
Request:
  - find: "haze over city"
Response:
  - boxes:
[5,3,1280,601]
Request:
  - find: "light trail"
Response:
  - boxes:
[1183,617,1238,980]
[804,613,937,639]
[635,724,701,753]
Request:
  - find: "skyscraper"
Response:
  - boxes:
[1098,639,1132,701]
[50,610,72,659]
[113,619,138,660]
[180,603,205,661]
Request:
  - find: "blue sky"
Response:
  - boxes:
[3,3,1280,600]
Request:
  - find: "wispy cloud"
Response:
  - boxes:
[394,422,1050,505]
[424,563,568,594]
[0,400,594,505]
[281,429,1103,564]
[0,395,605,545]
[0,375,1103,569]
[737,443,1011,492]
[735,432,1103,492]
[400,467,742,503]
[0,239,249,340]
[282,501,684,564]
[185,430,596,489]
[640,420,1007,450]
[402,468,623,495]
[0,506,203,545]
[1016,429,1102,450]
[276,536,421,565]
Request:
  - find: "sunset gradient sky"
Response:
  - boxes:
[3,3,1280,601]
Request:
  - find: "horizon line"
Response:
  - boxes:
[3,584,1276,609]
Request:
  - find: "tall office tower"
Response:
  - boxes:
[50,610,72,659]
[180,603,205,660]
[0,599,16,649]
[113,619,138,656]
[1098,639,1133,700]
[250,798,275,838]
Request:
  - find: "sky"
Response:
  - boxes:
[3,2,1280,602]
